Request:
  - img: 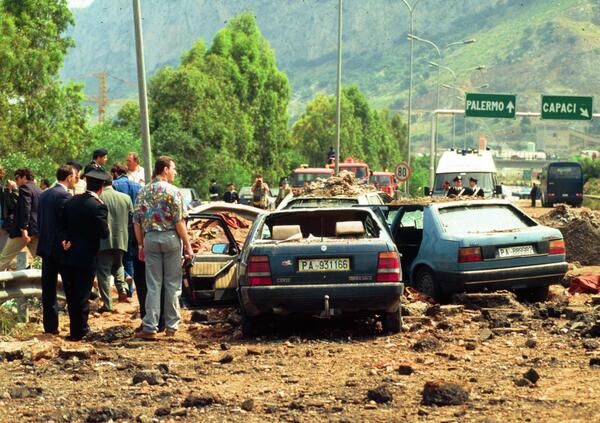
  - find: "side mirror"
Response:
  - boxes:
[423,187,431,196]
[211,243,229,254]
[495,185,503,195]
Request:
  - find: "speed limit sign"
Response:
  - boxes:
[395,162,412,181]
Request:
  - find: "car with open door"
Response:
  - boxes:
[237,207,404,336]
[388,199,568,302]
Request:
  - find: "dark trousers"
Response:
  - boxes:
[61,266,95,339]
[41,256,61,333]
[133,251,164,329]
[531,197,536,207]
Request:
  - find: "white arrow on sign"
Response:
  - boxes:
[506,101,515,113]
[580,108,590,118]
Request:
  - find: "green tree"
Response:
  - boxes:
[0,0,87,170]
[146,13,291,194]
[79,122,143,170]
[290,86,406,170]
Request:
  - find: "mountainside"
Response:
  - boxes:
[62,0,600,147]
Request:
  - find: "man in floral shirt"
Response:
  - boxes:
[133,156,193,339]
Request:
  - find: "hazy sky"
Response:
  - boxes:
[68,0,94,8]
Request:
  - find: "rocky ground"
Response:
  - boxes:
[1,284,600,422]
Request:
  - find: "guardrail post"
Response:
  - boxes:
[15,251,29,323]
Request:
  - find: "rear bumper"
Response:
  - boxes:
[435,261,568,293]
[240,283,404,317]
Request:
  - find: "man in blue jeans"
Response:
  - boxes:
[133,156,192,340]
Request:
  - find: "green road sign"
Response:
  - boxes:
[541,95,593,120]
[465,93,516,118]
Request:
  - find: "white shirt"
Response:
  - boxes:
[127,166,145,185]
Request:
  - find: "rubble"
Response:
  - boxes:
[422,381,469,406]
[299,171,376,197]
[367,385,393,404]
[537,205,600,265]
[188,212,252,254]
[59,344,96,360]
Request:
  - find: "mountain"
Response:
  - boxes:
[62,0,600,148]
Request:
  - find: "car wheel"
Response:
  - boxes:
[382,307,402,334]
[516,285,549,303]
[241,313,261,338]
[413,267,440,300]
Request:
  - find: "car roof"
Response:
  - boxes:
[436,150,496,173]
[391,198,512,208]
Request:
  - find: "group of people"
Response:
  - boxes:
[208,174,292,209]
[0,149,191,342]
[442,176,484,198]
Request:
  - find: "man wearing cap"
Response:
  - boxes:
[447,176,466,197]
[133,156,193,340]
[59,169,109,341]
[84,149,108,174]
[466,177,484,197]
[96,175,134,312]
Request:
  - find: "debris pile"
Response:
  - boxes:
[538,205,600,265]
[188,212,252,254]
[299,171,376,197]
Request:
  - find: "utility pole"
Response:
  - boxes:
[334,0,343,175]
[132,0,152,182]
[98,71,107,122]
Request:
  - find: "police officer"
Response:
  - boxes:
[59,169,109,341]
[466,177,484,197]
[447,176,466,197]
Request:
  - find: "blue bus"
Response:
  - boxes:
[539,162,583,207]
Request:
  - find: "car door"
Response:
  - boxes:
[182,212,242,308]
[389,205,425,278]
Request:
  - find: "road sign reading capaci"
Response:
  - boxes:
[541,95,593,120]
[465,93,516,119]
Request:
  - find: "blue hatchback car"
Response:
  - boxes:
[389,200,568,302]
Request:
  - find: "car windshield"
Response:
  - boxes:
[438,205,534,234]
[434,172,495,194]
[291,172,332,185]
[239,187,252,196]
[180,189,193,208]
[548,166,582,179]
[370,175,391,186]
[285,197,359,209]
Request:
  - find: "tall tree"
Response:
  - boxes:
[0,0,86,175]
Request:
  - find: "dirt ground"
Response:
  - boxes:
[1,199,600,422]
[1,284,600,423]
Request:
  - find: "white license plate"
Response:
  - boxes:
[497,245,535,258]
[562,194,568,197]
[297,258,350,272]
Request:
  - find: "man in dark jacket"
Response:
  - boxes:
[447,176,466,198]
[530,182,539,207]
[59,169,110,341]
[0,168,42,270]
[36,165,77,334]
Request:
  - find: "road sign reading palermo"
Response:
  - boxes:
[465,93,516,119]
[541,95,593,120]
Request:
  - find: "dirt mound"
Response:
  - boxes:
[299,171,376,197]
[538,205,600,265]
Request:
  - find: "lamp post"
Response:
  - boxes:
[334,0,343,175]
[400,0,422,195]
[407,35,475,167]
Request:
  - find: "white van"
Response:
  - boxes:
[429,149,501,197]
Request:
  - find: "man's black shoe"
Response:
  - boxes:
[45,330,60,335]
[89,290,100,301]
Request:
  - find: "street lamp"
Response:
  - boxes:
[334,0,343,175]
[400,0,423,195]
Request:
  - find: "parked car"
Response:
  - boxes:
[388,199,568,302]
[276,192,383,210]
[180,187,201,209]
[237,207,404,336]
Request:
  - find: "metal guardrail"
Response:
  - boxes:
[0,269,65,302]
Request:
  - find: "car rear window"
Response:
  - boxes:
[286,198,359,209]
[438,205,534,234]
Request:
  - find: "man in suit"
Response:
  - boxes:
[37,165,77,334]
[0,168,42,270]
[466,177,484,197]
[447,176,466,198]
[59,169,110,341]
[96,176,134,312]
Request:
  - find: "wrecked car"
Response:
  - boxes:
[388,199,568,302]
[237,207,404,336]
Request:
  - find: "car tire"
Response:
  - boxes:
[241,313,261,338]
[516,285,549,303]
[413,267,441,301]
[382,307,402,334]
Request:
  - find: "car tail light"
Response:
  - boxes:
[576,193,583,198]
[248,255,272,286]
[458,247,482,263]
[548,192,555,197]
[376,252,401,282]
[549,239,565,255]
